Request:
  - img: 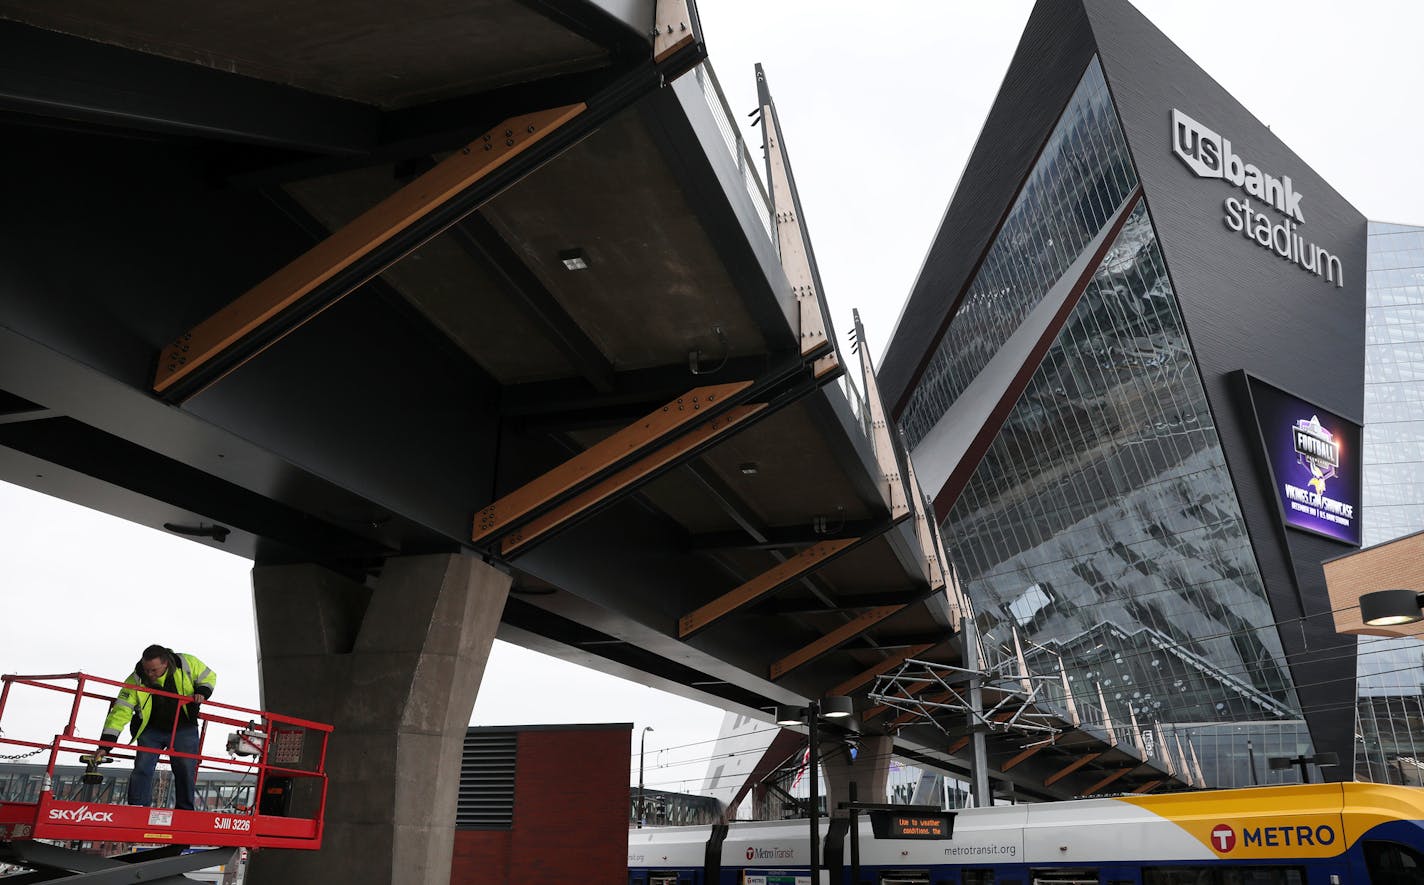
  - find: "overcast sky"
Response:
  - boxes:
[2,1,1422,796]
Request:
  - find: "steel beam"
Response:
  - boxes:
[448,213,616,393]
[1001,741,1050,772]
[499,403,766,554]
[682,461,841,612]
[153,103,585,400]
[758,588,925,615]
[0,20,378,155]
[690,521,882,552]
[830,643,934,698]
[1044,751,1101,787]
[474,381,751,543]
[678,538,859,638]
[1081,767,1133,796]
[769,605,905,680]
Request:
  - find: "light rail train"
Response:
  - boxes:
[629,783,1424,885]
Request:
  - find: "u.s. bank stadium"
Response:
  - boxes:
[1,0,1423,883]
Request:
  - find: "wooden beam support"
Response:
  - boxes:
[1131,779,1163,795]
[1044,751,1101,788]
[678,538,858,638]
[474,381,751,542]
[854,312,909,520]
[946,736,970,754]
[760,76,830,361]
[769,605,904,681]
[153,103,584,398]
[1081,767,1132,796]
[830,643,934,698]
[500,403,766,554]
[653,0,697,63]
[1001,741,1050,772]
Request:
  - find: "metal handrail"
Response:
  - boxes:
[694,62,776,250]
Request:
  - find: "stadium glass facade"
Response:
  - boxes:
[889,23,1364,786]
[1356,222,1424,784]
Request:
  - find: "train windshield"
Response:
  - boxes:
[1365,841,1424,885]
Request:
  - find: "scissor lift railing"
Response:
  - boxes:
[0,672,332,882]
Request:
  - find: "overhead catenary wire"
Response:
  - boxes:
[623,592,1424,793]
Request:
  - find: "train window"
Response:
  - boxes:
[1033,869,1099,885]
[649,875,680,885]
[879,871,932,885]
[1145,869,1215,885]
[1146,867,1304,885]
[964,871,995,885]
[1221,868,1304,885]
[1366,841,1424,885]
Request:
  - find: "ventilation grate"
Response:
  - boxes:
[456,730,516,829]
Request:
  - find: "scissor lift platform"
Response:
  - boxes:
[0,672,333,882]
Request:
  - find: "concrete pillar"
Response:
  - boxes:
[820,735,893,816]
[245,554,511,885]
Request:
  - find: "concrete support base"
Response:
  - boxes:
[821,735,894,815]
[246,554,511,885]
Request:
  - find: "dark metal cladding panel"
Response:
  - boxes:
[1083,0,1367,772]
[878,0,1097,415]
[0,121,501,548]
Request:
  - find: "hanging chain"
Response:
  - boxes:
[0,727,49,761]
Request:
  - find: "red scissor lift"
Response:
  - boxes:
[0,672,332,882]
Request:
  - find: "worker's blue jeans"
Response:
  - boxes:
[127,724,200,810]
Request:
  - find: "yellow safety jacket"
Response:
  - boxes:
[100,650,217,743]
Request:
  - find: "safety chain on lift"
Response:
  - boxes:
[0,728,47,761]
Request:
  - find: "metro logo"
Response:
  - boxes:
[47,805,115,824]
[1205,821,1338,855]
[745,846,795,861]
[1243,825,1336,848]
[1210,824,1236,852]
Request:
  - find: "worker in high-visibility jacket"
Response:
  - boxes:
[97,644,217,810]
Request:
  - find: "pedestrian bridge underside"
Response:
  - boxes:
[0,0,1187,802]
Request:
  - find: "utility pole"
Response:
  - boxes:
[808,700,822,885]
[963,615,990,807]
[638,726,654,827]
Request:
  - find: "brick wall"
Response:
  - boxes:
[450,724,631,885]
[1323,530,1424,637]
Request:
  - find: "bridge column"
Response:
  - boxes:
[820,734,894,815]
[246,554,510,885]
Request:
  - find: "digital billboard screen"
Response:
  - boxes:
[1246,375,1362,546]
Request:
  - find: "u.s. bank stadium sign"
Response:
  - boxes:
[1172,109,1344,288]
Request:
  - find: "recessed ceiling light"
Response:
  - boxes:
[738,462,759,476]
[558,248,589,270]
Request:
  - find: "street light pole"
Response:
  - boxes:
[638,726,654,828]
[778,697,852,885]
[807,700,821,885]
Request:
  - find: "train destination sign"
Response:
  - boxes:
[869,811,955,840]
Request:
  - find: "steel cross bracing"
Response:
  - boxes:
[0,841,235,884]
[866,655,1063,742]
